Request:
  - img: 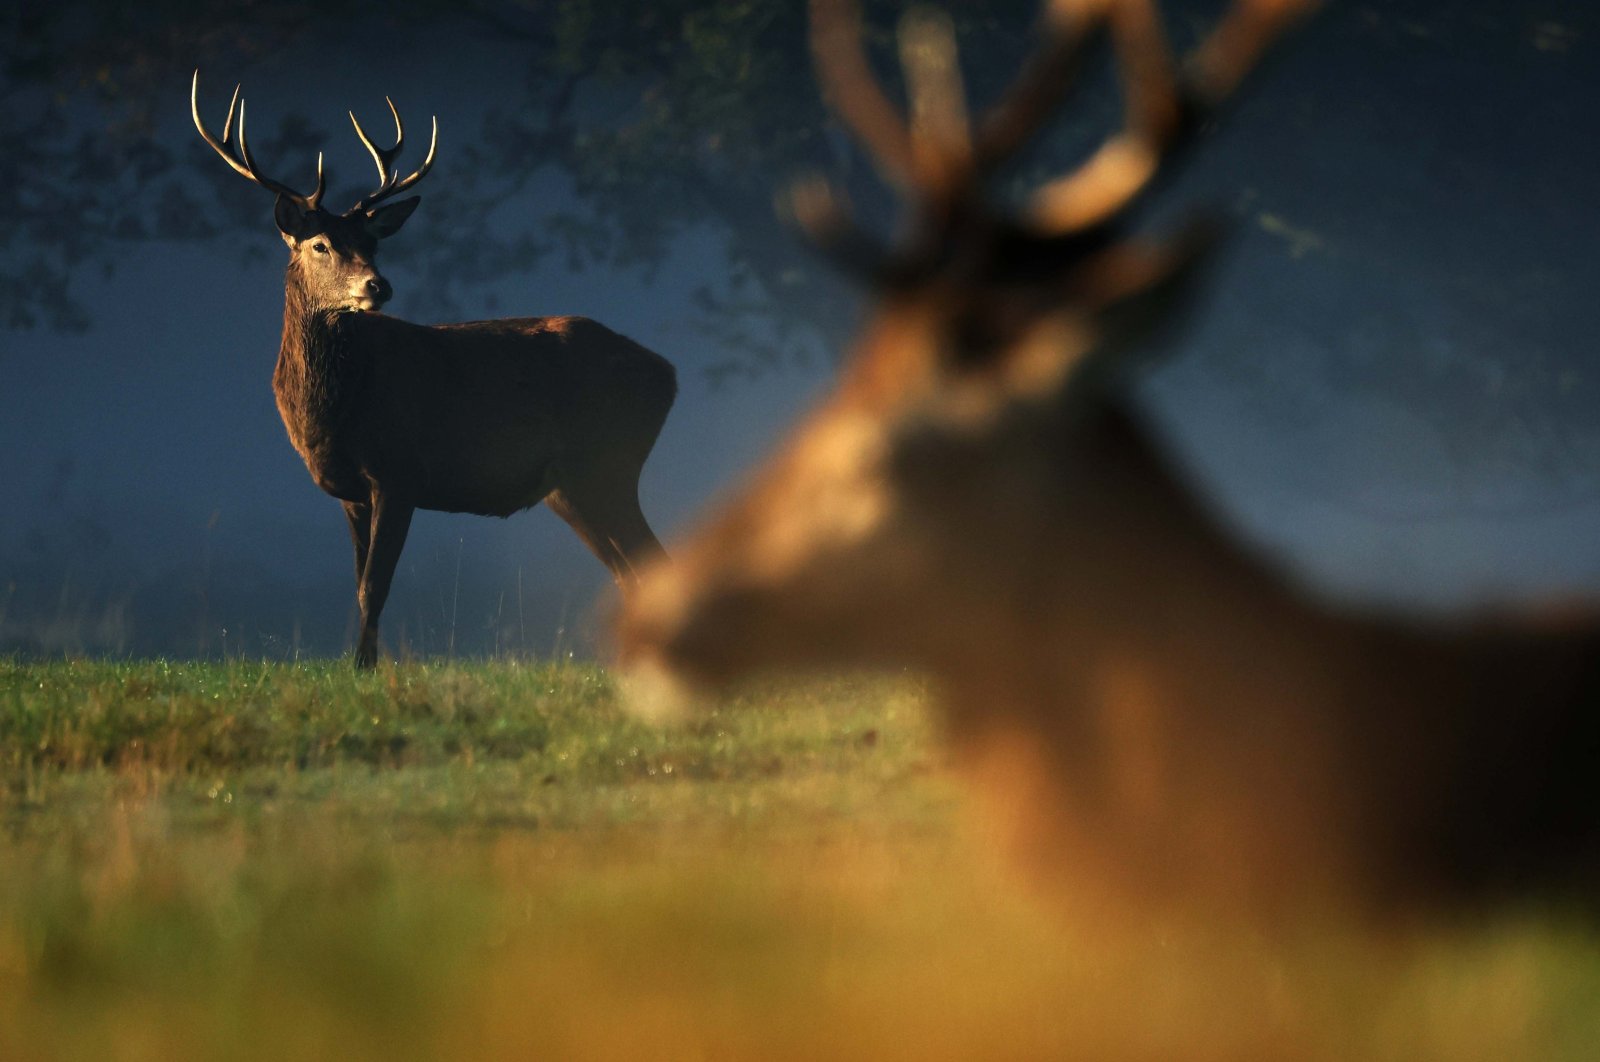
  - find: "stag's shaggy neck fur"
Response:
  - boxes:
[273,269,368,497]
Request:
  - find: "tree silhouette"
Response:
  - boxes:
[5,0,1596,433]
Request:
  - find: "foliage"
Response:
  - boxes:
[3,0,884,365]
[6,0,1600,485]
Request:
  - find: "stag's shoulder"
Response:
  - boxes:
[435,315,647,351]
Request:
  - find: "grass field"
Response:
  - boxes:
[2,658,1599,1061]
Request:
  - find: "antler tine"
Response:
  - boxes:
[192,71,254,183]
[395,116,439,193]
[1024,0,1180,234]
[192,70,324,209]
[1186,0,1317,105]
[809,0,918,189]
[349,98,403,191]
[781,174,895,281]
[972,0,1108,168]
[1025,0,1313,235]
[350,98,437,212]
[220,82,240,149]
[898,7,971,180]
[237,99,326,209]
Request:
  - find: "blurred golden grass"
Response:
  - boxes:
[1,659,1598,1061]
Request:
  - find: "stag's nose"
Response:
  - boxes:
[365,277,392,305]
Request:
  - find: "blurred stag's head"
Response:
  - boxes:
[621,0,1313,695]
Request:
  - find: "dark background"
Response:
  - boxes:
[2,0,1597,659]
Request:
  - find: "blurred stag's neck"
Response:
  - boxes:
[1066,398,1290,596]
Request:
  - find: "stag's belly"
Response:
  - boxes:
[410,454,560,518]
[357,408,564,516]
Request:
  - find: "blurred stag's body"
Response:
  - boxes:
[620,0,1600,915]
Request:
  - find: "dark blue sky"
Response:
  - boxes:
[3,2,1598,658]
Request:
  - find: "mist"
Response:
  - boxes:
[3,0,1596,659]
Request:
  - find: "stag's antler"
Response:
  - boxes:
[191,70,325,211]
[798,0,1312,264]
[349,98,438,212]
[194,71,437,216]
[1026,0,1310,233]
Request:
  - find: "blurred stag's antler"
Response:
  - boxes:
[1026,0,1310,233]
[795,0,1312,275]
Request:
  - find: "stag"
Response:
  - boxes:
[619,0,1600,915]
[192,74,676,669]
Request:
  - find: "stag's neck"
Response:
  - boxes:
[1073,399,1295,598]
[277,280,346,373]
[274,281,367,461]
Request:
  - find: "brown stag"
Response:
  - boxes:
[192,74,676,669]
[618,0,1600,916]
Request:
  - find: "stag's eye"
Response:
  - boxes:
[312,242,330,255]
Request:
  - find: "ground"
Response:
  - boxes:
[1,658,1598,1061]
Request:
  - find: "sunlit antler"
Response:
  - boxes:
[191,70,325,210]
[802,0,1310,252]
[970,0,1105,167]
[349,97,438,212]
[1027,0,1313,233]
[808,0,918,188]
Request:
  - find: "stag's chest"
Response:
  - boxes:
[273,320,371,498]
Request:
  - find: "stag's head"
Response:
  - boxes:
[620,0,1312,699]
[192,73,436,312]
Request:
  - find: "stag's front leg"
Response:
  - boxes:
[354,492,414,670]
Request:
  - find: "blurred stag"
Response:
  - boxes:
[192,76,676,668]
[619,0,1600,915]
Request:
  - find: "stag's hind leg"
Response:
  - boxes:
[354,493,414,669]
[547,469,664,592]
[343,501,372,585]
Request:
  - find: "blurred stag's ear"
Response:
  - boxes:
[273,194,318,244]
[363,196,421,240]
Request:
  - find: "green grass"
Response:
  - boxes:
[2,657,1599,1061]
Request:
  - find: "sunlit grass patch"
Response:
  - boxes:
[2,658,1599,1060]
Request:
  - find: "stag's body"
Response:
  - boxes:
[275,307,673,520]
[620,0,1600,916]
[196,73,674,668]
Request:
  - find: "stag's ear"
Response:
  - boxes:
[364,196,421,240]
[274,195,317,244]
